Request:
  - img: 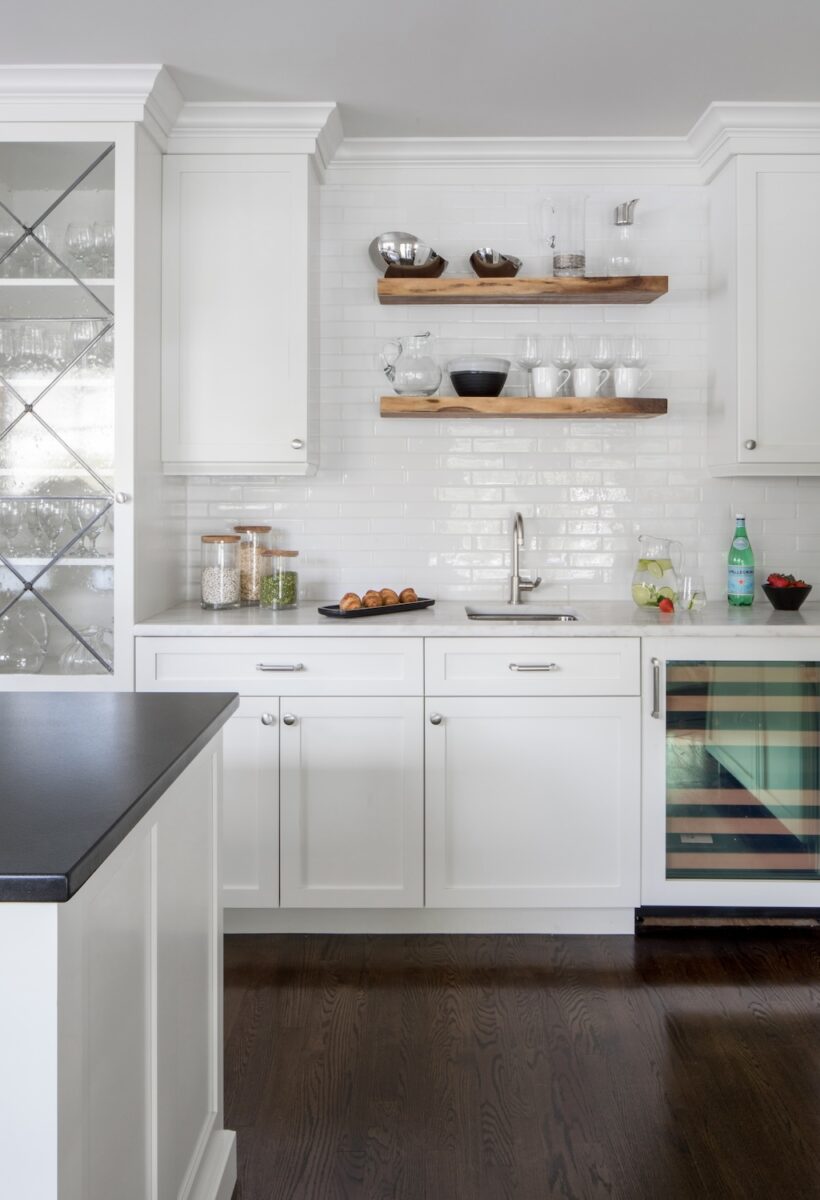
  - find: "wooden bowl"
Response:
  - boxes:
[384,255,448,279]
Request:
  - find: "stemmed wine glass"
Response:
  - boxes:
[93,223,114,276]
[514,333,544,397]
[591,336,615,395]
[37,500,65,558]
[70,498,104,556]
[553,335,577,371]
[65,224,94,275]
[0,498,22,553]
[620,336,646,367]
[27,224,53,278]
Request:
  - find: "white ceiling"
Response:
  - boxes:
[4,0,820,138]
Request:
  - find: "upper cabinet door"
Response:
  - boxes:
[737,156,820,465]
[161,154,315,475]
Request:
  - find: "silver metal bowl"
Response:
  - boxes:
[369,231,438,273]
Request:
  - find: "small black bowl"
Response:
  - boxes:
[762,583,812,610]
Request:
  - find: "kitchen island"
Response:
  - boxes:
[0,692,239,1200]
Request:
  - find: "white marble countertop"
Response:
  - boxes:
[134,599,820,638]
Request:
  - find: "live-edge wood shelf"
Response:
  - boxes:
[377,275,668,305]
[380,395,668,419]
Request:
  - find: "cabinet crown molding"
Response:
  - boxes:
[329,101,820,183]
[0,64,183,145]
[166,101,343,172]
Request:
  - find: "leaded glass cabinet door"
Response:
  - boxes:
[642,638,820,907]
[0,141,117,680]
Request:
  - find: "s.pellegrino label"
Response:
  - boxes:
[727,514,754,606]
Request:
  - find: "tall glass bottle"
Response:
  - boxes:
[728,514,754,606]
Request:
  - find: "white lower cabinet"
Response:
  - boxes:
[280,697,424,908]
[222,698,279,908]
[425,697,641,908]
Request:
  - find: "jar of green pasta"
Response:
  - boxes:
[259,549,299,610]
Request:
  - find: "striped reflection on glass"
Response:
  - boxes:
[665,661,820,880]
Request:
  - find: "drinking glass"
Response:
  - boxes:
[38,499,65,557]
[27,224,53,278]
[76,498,104,556]
[552,334,577,370]
[93,222,115,276]
[620,336,646,368]
[65,223,94,273]
[514,333,544,396]
[591,336,615,370]
[679,574,707,612]
[0,498,21,550]
[25,501,46,556]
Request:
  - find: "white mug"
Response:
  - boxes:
[532,365,571,397]
[613,366,652,396]
[571,366,610,396]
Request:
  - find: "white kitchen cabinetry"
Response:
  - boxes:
[425,696,641,908]
[162,154,318,475]
[709,154,820,475]
[280,697,424,908]
[222,697,279,908]
[643,637,820,907]
[0,123,181,690]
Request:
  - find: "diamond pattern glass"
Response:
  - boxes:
[0,143,115,675]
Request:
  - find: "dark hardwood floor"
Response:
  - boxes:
[224,933,820,1200]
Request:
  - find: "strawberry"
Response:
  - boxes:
[767,574,789,588]
[658,597,675,613]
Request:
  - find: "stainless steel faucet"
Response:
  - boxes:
[508,511,542,605]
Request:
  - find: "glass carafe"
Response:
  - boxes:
[631,534,684,608]
[380,332,441,396]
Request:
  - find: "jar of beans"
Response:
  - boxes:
[259,549,299,610]
[200,535,241,609]
[233,524,272,605]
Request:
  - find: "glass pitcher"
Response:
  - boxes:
[381,332,441,396]
[631,534,684,608]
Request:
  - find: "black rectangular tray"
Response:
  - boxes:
[318,598,435,619]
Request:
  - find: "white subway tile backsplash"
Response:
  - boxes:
[179,177,817,604]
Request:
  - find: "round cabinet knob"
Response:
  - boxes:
[429,713,443,725]
[744,439,757,451]
[260,712,275,726]
[282,713,297,726]
[291,438,305,450]
[114,492,130,504]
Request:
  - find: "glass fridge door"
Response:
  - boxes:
[664,660,820,881]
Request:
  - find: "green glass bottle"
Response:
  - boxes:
[728,514,754,606]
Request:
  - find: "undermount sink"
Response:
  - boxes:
[465,605,582,622]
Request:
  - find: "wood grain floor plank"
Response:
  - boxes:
[224,933,820,1200]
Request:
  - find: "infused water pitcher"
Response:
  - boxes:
[631,534,684,608]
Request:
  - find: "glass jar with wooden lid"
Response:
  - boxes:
[259,549,299,610]
[200,535,241,610]
[233,524,272,605]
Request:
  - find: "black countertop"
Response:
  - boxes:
[0,691,238,902]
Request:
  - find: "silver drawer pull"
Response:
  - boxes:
[256,662,304,672]
[509,662,559,672]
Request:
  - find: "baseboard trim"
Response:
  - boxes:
[224,907,635,935]
[186,1130,237,1200]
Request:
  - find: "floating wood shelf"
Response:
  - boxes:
[380,395,668,419]
[377,275,668,305]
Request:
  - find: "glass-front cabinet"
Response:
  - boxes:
[0,140,117,679]
[643,638,820,907]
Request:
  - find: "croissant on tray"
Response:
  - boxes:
[338,586,419,609]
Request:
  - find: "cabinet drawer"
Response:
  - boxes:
[136,637,423,695]
[425,637,640,696]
